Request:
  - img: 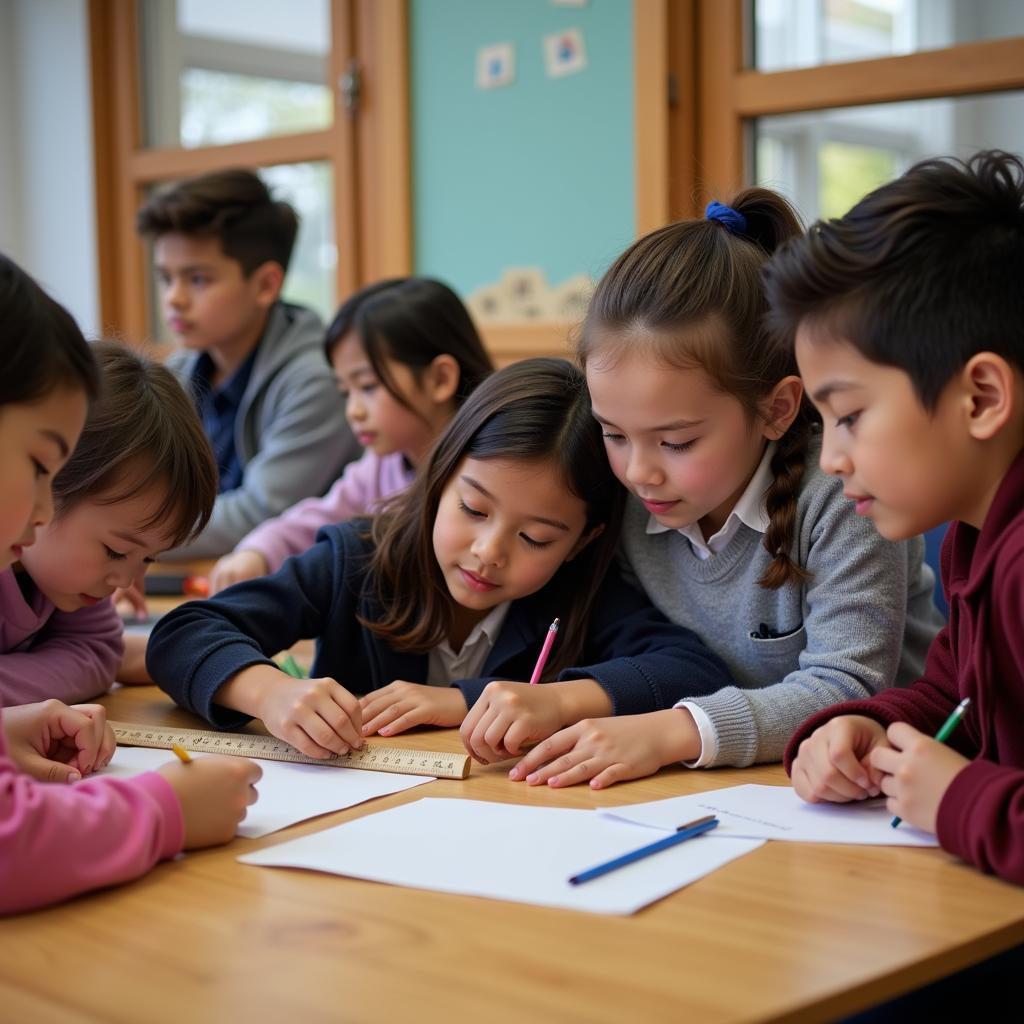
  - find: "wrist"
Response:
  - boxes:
[656,707,701,765]
[217,664,277,716]
[552,679,612,727]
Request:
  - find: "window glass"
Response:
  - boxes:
[139,0,332,149]
[754,0,1024,72]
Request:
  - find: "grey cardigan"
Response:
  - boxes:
[163,301,359,559]
[619,443,945,767]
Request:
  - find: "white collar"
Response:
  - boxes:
[645,441,776,558]
[438,601,512,657]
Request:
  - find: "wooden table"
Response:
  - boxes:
[3,684,1024,1024]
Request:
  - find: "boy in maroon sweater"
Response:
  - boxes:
[764,150,1024,883]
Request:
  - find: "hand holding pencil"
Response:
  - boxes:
[870,701,972,834]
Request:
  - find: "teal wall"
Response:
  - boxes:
[410,0,635,298]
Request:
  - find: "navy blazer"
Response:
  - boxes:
[147,522,732,730]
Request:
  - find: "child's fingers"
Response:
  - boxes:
[589,762,633,790]
[523,750,582,786]
[509,727,579,779]
[378,708,427,736]
[481,713,516,762]
[327,686,364,748]
[825,738,874,794]
[546,759,604,789]
[868,745,902,776]
[282,719,345,760]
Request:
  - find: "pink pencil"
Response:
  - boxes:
[529,618,560,684]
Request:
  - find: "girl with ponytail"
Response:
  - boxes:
[509,188,943,788]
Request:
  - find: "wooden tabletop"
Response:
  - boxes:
[4,684,1024,1024]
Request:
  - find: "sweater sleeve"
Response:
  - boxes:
[147,529,349,728]
[686,486,930,767]
[453,568,734,713]
[0,723,183,914]
[782,622,962,772]
[165,353,359,559]
[933,549,1024,882]
[0,598,123,705]
[233,451,379,574]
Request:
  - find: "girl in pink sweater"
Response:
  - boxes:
[210,277,494,593]
[0,255,260,914]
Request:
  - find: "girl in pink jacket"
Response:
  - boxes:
[210,277,494,592]
[0,255,260,914]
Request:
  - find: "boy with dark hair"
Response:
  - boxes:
[137,168,359,559]
[765,150,1024,883]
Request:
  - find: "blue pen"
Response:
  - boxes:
[569,814,719,885]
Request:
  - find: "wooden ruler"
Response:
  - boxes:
[110,722,470,780]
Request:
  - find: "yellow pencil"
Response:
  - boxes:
[171,742,193,764]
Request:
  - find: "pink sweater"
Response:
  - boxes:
[236,449,416,573]
[0,568,124,705]
[0,710,184,914]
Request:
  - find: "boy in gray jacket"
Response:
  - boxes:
[137,169,359,560]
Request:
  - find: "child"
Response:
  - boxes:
[511,189,943,789]
[0,254,260,914]
[768,151,1024,883]
[2,342,219,702]
[209,276,493,593]
[146,359,734,762]
[136,168,360,561]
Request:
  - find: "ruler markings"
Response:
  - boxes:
[110,722,470,779]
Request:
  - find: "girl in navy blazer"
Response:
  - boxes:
[147,359,732,764]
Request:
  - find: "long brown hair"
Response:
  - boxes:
[579,187,814,589]
[362,357,624,678]
[52,342,218,548]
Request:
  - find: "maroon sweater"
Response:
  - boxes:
[784,449,1024,884]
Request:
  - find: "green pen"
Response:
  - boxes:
[891,696,971,828]
[279,653,308,679]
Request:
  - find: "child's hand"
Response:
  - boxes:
[460,681,591,764]
[114,579,148,621]
[869,722,970,833]
[790,715,890,804]
[2,699,116,783]
[157,755,262,848]
[509,709,701,789]
[244,670,365,759]
[210,550,269,594]
[359,681,467,737]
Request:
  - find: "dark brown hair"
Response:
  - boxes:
[0,253,100,407]
[579,188,812,589]
[52,342,218,548]
[324,277,493,414]
[765,150,1024,411]
[362,357,624,678]
[137,169,298,275]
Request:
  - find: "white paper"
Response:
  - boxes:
[599,784,939,847]
[239,797,763,915]
[102,746,434,838]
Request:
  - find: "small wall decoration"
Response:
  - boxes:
[476,42,516,90]
[467,268,594,322]
[543,27,587,78]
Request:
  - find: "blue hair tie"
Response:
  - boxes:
[705,200,747,236]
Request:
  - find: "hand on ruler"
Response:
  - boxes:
[158,755,262,847]
[2,699,116,783]
[225,666,366,759]
[359,681,468,737]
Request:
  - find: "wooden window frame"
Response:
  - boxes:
[89,0,409,343]
[690,0,1024,202]
[90,0,685,364]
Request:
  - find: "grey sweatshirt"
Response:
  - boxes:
[619,448,944,767]
[163,302,360,559]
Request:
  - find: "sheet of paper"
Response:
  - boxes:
[239,797,763,915]
[103,746,434,838]
[599,784,938,847]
